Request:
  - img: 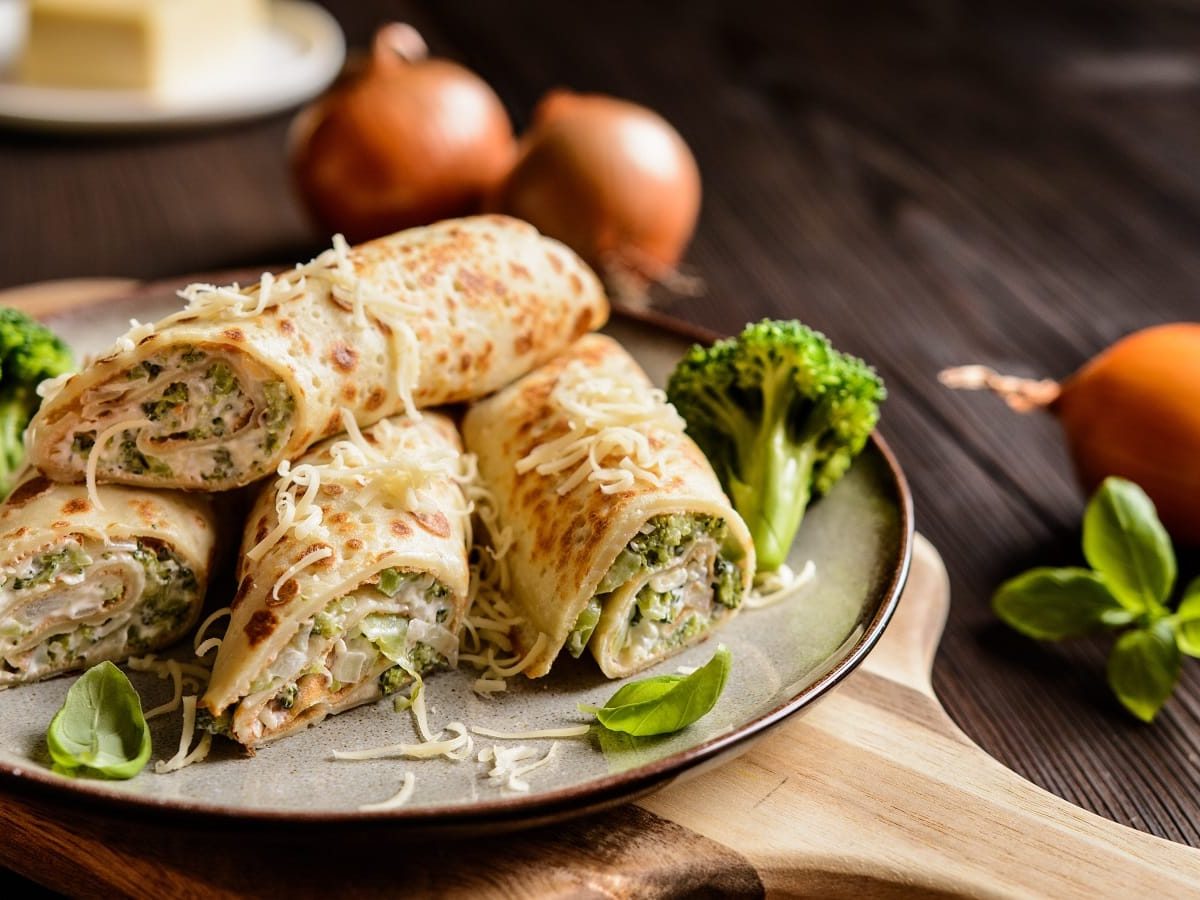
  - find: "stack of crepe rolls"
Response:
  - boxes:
[0,472,216,687]
[27,215,608,493]
[462,335,755,679]
[202,414,471,748]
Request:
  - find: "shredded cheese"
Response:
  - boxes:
[270,546,333,600]
[128,654,212,682]
[142,659,183,720]
[478,741,560,792]
[746,559,817,609]
[516,360,685,496]
[154,695,213,773]
[192,607,231,653]
[470,724,589,740]
[85,416,151,510]
[359,772,416,812]
[331,723,472,761]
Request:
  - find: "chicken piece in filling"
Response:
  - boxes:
[50,344,295,487]
[203,570,458,745]
[0,536,199,686]
[569,513,746,670]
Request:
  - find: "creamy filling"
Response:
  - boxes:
[217,570,456,744]
[52,344,295,485]
[568,513,745,668]
[0,536,198,684]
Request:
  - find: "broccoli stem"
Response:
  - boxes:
[731,415,817,571]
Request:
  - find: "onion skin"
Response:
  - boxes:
[289,25,516,244]
[492,90,701,287]
[1054,323,1200,545]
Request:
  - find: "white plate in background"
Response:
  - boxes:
[0,0,344,132]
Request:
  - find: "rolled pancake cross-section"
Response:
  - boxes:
[202,413,471,748]
[28,215,608,492]
[462,334,756,679]
[0,472,216,687]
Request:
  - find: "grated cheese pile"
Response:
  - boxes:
[516,359,685,496]
[247,409,475,602]
[478,742,560,792]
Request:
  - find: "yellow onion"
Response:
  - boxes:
[941,323,1200,544]
[289,24,516,243]
[492,90,702,299]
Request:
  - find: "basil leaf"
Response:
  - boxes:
[590,645,731,736]
[46,661,151,779]
[1107,620,1181,723]
[1171,577,1200,658]
[1082,478,1176,614]
[993,568,1132,640]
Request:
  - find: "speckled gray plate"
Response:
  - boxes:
[0,278,912,831]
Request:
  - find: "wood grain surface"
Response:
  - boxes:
[4,536,1198,898]
[1,0,1199,860]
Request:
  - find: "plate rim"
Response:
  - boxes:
[0,280,915,829]
[0,0,345,133]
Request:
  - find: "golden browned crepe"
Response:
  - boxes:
[462,335,755,679]
[27,215,608,491]
[0,472,216,687]
[202,413,470,747]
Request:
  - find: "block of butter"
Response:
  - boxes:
[19,0,268,95]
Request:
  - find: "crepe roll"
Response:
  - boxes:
[462,335,756,679]
[202,413,470,748]
[0,473,215,687]
[28,215,608,492]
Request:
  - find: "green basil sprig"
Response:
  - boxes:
[46,661,152,779]
[994,477,1197,722]
[583,645,731,736]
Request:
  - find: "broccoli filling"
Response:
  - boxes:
[569,513,745,665]
[0,536,197,683]
[222,569,456,743]
[62,344,296,486]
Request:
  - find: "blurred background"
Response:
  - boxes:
[1,0,1200,850]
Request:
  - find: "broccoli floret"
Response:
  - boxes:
[667,319,885,571]
[0,308,73,497]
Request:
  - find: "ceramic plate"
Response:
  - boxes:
[0,1,343,132]
[0,277,912,831]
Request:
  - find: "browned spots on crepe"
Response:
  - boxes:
[569,273,583,296]
[2,526,28,541]
[278,318,295,336]
[231,575,255,610]
[509,261,532,281]
[342,383,358,403]
[321,483,345,497]
[130,499,164,528]
[330,342,359,373]
[6,476,52,508]
[546,251,564,274]
[459,352,474,373]
[573,307,595,339]
[138,334,157,346]
[297,542,334,566]
[344,538,364,552]
[514,332,533,354]
[223,328,246,342]
[254,516,270,546]
[366,388,386,411]
[324,411,343,435]
[245,609,277,645]
[412,511,450,538]
[389,518,412,538]
[268,578,300,607]
[61,497,90,515]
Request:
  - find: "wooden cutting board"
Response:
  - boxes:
[1,280,1198,897]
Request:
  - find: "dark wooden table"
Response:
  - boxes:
[2,0,1199,865]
